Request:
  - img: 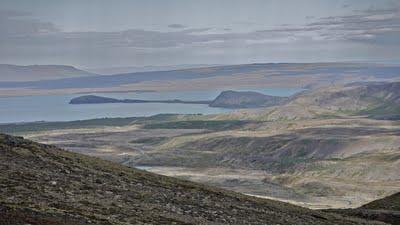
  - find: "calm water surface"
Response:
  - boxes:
[0,88,303,123]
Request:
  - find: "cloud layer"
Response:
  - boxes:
[0,4,399,67]
[0,9,58,37]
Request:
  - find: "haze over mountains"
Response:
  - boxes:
[1,63,399,96]
[86,64,223,75]
[0,64,95,82]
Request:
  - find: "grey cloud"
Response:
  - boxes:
[253,6,400,45]
[342,4,351,9]
[0,9,31,18]
[168,24,186,29]
[311,7,400,43]
[1,6,399,67]
[256,26,322,33]
[2,25,295,51]
[0,9,59,37]
[4,6,398,53]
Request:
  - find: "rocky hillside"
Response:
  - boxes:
[129,121,400,174]
[0,133,379,225]
[361,192,400,211]
[210,90,288,108]
[296,82,400,113]
[229,82,400,120]
[118,115,399,209]
[325,192,400,225]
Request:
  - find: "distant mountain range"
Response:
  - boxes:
[86,64,223,75]
[0,64,95,82]
[1,63,399,94]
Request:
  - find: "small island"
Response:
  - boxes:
[69,95,212,105]
[69,91,289,109]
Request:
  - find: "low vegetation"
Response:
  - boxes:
[1,133,379,225]
[143,120,250,130]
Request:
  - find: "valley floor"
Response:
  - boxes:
[12,115,400,209]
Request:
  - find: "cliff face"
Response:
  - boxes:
[0,133,377,225]
[210,90,288,108]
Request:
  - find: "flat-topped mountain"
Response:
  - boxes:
[0,64,95,82]
[210,90,288,108]
[0,133,381,225]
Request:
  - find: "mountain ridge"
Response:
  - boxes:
[1,62,399,91]
[228,81,400,120]
[0,64,95,82]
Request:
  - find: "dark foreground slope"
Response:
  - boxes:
[324,192,400,225]
[0,134,382,225]
[361,192,400,211]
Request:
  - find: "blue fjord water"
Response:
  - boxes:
[0,88,303,124]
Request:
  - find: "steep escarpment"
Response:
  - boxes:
[210,90,288,108]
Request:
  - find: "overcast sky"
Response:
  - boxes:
[1,0,400,68]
